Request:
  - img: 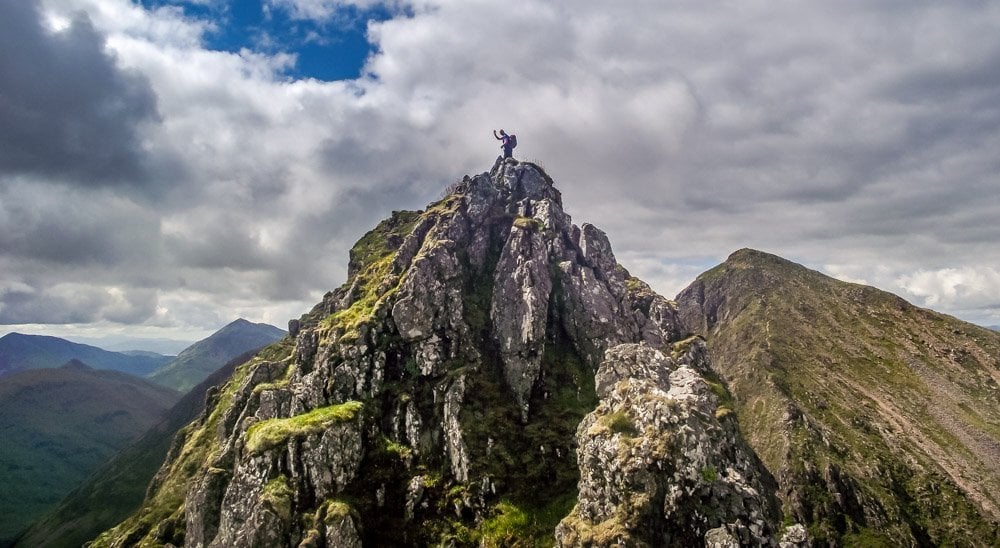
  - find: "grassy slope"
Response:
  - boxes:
[13,351,259,548]
[0,364,180,545]
[677,248,1000,545]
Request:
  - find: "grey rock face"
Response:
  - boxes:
[98,159,780,547]
[555,341,781,547]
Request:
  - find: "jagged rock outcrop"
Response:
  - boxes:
[556,342,780,547]
[93,159,779,547]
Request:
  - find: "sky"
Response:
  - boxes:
[1,0,999,348]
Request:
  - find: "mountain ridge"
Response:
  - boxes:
[677,247,1000,544]
[88,163,999,547]
[0,333,172,377]
[94,159,784,546]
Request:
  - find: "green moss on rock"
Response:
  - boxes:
[261,475,294,522]
[245,401,362,454]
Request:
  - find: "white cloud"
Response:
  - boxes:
[4,0,1000,338]
[267,0,403,23]
[898,267,1000,310]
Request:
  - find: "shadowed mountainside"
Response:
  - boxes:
[0,361,180,545]
[676,248,1000,545]
[13,350,262,548]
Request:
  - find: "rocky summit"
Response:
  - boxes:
[91,159,789,547]
[90,160,997,547]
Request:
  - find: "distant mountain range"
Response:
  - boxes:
[0,319,286,546]
[61,335,195,356]
[0,319,285,393]
[12,349,266,548]
[147,319,286,392]
[0,361,181,546]
[0,333,172,377]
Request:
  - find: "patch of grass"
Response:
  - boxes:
[606,411,638,437]
[701,466,718,483]
[321,499,353,523]
[349,210,422,269]
[480,501,531,546]
[245,401,363,454]
[512,216,542,231]
[383,438,413,460]
[479,494,577,548]
[261,475,294,522]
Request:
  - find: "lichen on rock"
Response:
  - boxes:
[556,341,781,547]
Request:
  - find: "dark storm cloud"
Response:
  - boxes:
[0,284,157,325]
[0,183,161,267]
[0,0,159,185]
[0,290,94,325]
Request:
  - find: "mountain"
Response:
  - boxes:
[0,333,172,377]
[14,349,263,548]
[90,162,999,547]
[93,159,786,546]
[64,336,195,355]
[0,361,181,546]
[675,248,1000,545]
[147,319,286,393]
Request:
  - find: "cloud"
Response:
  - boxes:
[0,283,157,325]
[897,267,1000,311]
[0,180,161,267]
[0,0,159,187]
[267,0,400,22]
[3,0,1000,335]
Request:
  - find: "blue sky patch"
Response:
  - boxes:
[135,0,394,81]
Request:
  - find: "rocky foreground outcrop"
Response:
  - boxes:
[555,342,781,546]
[94,159,792,547]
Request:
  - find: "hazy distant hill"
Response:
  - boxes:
[13,349,267,548]
[676,248,1000,545]
[65,336,194,356]
[0,361,180,545]
[147,319,285,393]
[0,333,172,377]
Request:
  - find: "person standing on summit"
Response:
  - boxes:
[494,129,516,159]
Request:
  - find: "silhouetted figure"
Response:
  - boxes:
[494,129,517,158]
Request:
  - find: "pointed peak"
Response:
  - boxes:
[725,248,793,267]
[695,248,816,288]
[218,318,284,334]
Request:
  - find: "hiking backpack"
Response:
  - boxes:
[509,134,517,148]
